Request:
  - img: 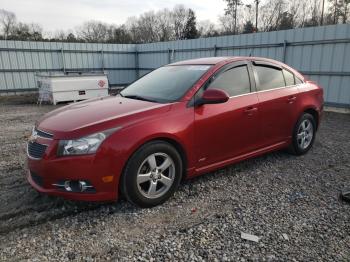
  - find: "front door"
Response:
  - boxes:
[193,62,261,169]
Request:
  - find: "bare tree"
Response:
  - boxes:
[171,5,189,40]
[126,12,160,43]
[0,9,16,40]
[106,25,132,44]
[27,23,43,40]
[136,11,160,42]
[8,22,43,41]
[341,0,350,23]
[76,21,110,42]
[156,9,173,41]
[219,14,235,34]
[288,0,310,28]
[197,20,219,37]
[259,0,286,31]
[223,0,243,34]
[1,2,347,44]
[331,0,350,23]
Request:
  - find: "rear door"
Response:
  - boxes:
[252,61,299,146]
[193,62,261,168]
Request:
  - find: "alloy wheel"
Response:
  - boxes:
[136,152,175,199]
[297,119,314,150]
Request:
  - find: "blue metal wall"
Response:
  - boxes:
[0,24,349,107]
[0,41,137,92]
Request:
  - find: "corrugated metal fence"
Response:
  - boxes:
[0,24,349,108]
[0,41,137,92]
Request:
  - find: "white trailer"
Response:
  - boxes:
[37,72,109,105]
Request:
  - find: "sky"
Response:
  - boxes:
[0,0,229,32]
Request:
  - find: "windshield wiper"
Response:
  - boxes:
[122,95,158,103]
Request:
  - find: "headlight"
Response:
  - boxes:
[57,127,120,156]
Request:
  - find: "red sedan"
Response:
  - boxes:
[27,57,323,207]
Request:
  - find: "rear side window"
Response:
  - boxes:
[254,65,285,91]
[208,65,251,96]
[283,69,295,86]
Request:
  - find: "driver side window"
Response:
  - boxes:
[207,65,251,97]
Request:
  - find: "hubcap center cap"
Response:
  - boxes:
[150,169,161,180]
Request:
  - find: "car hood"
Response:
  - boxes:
[37,96,171,139]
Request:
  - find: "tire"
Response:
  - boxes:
[289,113,316,155]
[120,140,183,208]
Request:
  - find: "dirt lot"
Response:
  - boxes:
[0,104,349,261]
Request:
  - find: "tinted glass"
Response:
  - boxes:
[121,65,211,103]
[207,65,251,96]
[254,65,285,91]
[283,69,295,86]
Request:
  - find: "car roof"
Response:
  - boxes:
[168,56,304,79]
[169,57,236,65]
[169,56,280,66]
[170,56,233,65]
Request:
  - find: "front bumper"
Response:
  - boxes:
[27,169,114,201]
[26,139,122,202]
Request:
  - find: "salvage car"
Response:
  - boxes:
[27,57,323,207]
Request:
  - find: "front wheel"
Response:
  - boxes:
[289,113,316,155]
[120,141,183,208]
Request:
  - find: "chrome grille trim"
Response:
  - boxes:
[27,142,48,160]
[36,128,53,139]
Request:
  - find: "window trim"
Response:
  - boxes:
[252,60,282,70]
[188,61,252,107]
[252,62,286,92]
[188,60,305,107]
[282,68,297,87]
[295,75,304,85]
[206,61,252,94]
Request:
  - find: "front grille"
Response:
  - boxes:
[27,142,47,159]
[36,129,53,139]
[30,171,43,187]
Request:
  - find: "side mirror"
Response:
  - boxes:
[196,88,229,106]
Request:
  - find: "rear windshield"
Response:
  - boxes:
[120,65,211,103]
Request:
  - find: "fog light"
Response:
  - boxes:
[53,180,95,193]
[78,181,89,192]
[64,180,72,191]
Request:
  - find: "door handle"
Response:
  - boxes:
[287,96,297,104]
[244,107,258,115]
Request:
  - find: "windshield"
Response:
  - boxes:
[120,65,211,103]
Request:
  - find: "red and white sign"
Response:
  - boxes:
[98,80,106,88]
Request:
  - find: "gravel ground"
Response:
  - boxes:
[0,104,349,261]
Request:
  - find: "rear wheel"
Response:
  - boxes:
[289,113,316,155]
[121,141,182,208]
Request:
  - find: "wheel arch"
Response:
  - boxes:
[150,137,188,180]
[303,107,319,130]
[121,136,189,183]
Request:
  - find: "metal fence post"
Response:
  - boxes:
[167,49,171,64]
[61,48,66,74]
[135,49,139,79]
[213,45,217,57]
[282,40,288,63]
[101,49,104,71]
